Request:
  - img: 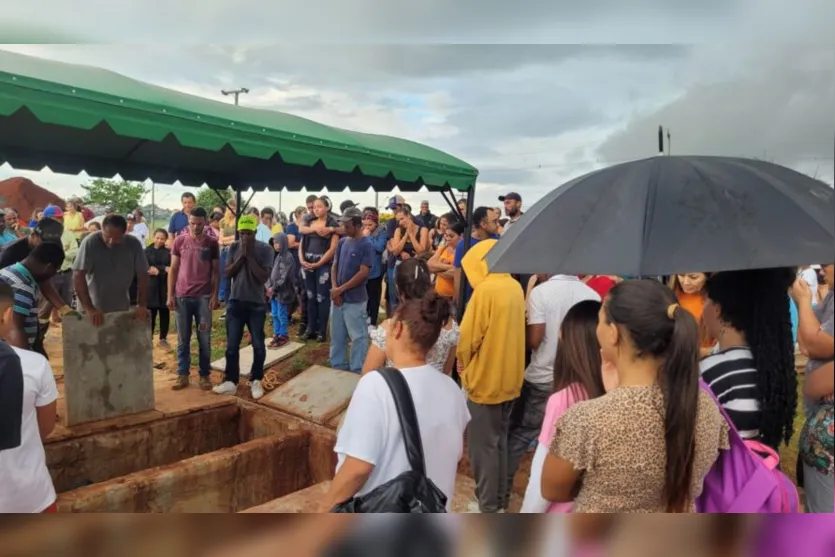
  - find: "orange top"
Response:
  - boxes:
[676,290,714,348]
[435,246,456,297]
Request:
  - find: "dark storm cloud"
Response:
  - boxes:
[596,45,835,171]
[4,0,732,42]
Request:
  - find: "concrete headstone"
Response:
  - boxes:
[210,341,303,376]
[62,311,154,426]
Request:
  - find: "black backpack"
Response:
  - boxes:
[330,367,448,514]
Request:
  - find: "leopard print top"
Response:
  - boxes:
[549,384,729,513]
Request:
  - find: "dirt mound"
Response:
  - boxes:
[0,177,65,218]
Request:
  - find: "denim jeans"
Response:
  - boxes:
[329,300,369,374]
[224,299,268,384]
[302,265,332,337]
[270,298,289,336]
[218,248,230,302]
[175,296,212,377]
[386,264,399,315]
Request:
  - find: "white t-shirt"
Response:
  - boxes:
[129,222,149,246]
[0,348,58,513]
[334,365,470,511]
[800,268,820,305]
[525,275,601,385]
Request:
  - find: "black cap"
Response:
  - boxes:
[338,206,363,223]
[34,218,64,243]
[339,200,357,213]
[498,192,522,202]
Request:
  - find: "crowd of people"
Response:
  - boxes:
[0,187,832,515]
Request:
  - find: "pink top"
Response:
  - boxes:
[538,384,588,513]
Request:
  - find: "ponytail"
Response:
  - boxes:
[393,292,452,353]
[659,304,700,512]
[605,280,702,513]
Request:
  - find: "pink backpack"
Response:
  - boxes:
[696,381,800,513]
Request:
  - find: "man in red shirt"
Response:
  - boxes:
[167,207,220,391]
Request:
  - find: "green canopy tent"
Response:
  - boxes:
[0,50,478,196]
[0,49,479,315]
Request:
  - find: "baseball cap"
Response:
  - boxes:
[339,206,363,223]
[339,200,357,213]
[43,205,64,218]
[498,192,522,202]
[237,215,259,232]
[387,195,406,210]
[126,213,136,221]
[34,218,64,243]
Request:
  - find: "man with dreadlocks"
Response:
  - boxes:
[698,268,798,451]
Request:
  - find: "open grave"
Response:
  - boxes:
[46,320,528,513]
[47,400,338,513]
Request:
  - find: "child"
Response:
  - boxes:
[0,282,59,513]
[146,229,172,348]
[267,232,298,348]
[521,300,609,513]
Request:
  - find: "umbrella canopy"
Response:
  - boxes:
[487,156,834,277]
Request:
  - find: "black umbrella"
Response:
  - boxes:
[487,156,834,276]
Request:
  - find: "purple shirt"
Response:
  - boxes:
[171,233,219,297]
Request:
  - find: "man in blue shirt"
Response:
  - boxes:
[0,211,18,246]
[166,192,195,248]
[453,206,501,306]
[329,207,374,374]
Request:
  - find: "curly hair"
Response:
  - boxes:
[705,268,797,448]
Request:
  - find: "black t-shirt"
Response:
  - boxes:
[0,237,31,269]
[301,214,338,260]
[0,341,23,450]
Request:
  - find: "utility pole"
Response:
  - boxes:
[658,125,665,155]
[221,87,250,106]
[667,129,672,156]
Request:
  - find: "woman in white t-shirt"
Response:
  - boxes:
[0,345,59,513]
[319,293,471,512]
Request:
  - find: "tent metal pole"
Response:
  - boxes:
[456,184,476,322]
[235,188,242,241]
[440,186,462,220]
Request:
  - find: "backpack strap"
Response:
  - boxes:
[377,367,427,477]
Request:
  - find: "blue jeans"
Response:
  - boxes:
[219,248,230,302]
[303,265,332,337]
[329,300,369,374]
[175,296,212,377]
[271,299,289,336]
[386,264,399,314]
[224,299,268,384]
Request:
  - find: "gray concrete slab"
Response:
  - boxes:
[260,365,360,426]
[62,311,154,426]
[210,341,303,376]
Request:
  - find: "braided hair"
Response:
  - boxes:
[705,268,797,448]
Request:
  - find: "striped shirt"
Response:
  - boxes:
[699,347,761,439]
[0,263,39,348]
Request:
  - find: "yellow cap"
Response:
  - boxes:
[237,215,258,232]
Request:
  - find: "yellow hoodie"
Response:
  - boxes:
[456,240,526,405]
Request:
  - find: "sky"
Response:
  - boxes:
[1,0,833,217]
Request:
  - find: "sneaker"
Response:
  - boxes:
[198,376,213,391]
[465,500,481,514]
[212,381,237,395]
[159,339,171,350]
[314,333,326,343]
[251,380,264,400]
[171,375,189,391]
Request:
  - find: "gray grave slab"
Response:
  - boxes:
[260,365,360,426]
[62,311,154,426]
[210,341,303,376]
